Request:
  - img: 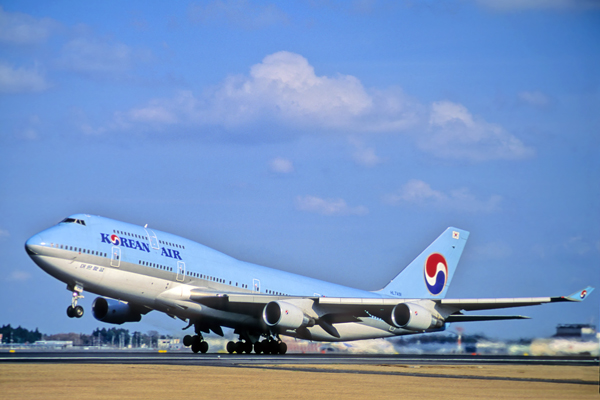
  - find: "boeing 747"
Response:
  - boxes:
[25,214,593,354]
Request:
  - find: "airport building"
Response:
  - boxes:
[554,324,596,339]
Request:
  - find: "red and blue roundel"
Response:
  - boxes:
[110,234,121,246]
[424,253,448,296]
[581,290,587,299]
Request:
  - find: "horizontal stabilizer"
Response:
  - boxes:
[445,315,530,323]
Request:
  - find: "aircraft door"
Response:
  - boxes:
[144,228,160,250]
[253,279,260,293]
[176,261,185,282]
[111,247,121,267]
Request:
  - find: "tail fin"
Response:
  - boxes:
[376,227,469,299]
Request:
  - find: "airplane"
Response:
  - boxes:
[25,214,593,354]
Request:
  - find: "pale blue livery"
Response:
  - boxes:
[25,214,593,354]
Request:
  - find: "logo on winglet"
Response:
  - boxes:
[424,253,448,296]
[581,290,587,299]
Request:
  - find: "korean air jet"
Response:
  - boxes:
[25,214,593,354]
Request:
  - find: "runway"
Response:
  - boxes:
[1,351,597,367]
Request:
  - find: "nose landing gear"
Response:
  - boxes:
[66,285,84,318]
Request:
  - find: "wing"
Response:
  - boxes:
[439,286,594,311]
[185,286,593,338]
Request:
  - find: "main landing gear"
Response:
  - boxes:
[226,335,287,355]
[226,340,253,354]
[66,285,84,318]
[183,322,209,353]
[183,334,209,353]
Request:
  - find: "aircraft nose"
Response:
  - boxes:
[25,233,44,256]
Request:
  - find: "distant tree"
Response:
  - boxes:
[147,330,159,348]
[92,327,130,347]
[0,324,42,344]
[43,332,94,346]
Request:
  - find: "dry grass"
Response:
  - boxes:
[1,363,598,400]
[272,363,597,382]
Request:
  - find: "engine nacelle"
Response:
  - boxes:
[262,301,313,331]
[390,303,443,331]
[92,297,142,325]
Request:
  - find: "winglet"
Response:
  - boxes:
[564,286,594,302]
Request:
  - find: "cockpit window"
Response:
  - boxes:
[60,218,86,226]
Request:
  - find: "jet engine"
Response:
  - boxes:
[92,297,142,325]
[389,303,443,331]
[262,301,314,331]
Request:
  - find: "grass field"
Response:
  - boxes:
[1,364,597,400]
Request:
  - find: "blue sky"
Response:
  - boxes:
[0,1,598,340]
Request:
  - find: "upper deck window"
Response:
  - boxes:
[61,218,86,226]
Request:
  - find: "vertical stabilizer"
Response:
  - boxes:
[376,227,469,299]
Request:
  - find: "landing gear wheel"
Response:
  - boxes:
[253,341,262,354]
[260,340,271,354]
[191,341,201,353]
[226,341,236,354]
[244,341,253,354]
[269,340,280,354]
[199,341,209,354]
[235,341,244,354]
[183,335,193,347]
[191,335,202,353]
[74,305,84,318]
[278,342,287,355]
[66,306,75,318]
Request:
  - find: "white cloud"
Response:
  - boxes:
[473,0,600,11]
[384,179,502,213]
[518,90,550,108]
[57,37,134,75]
[106,52,530,163]
[269,157,295,174]
[385,179,445,203]
[419,101,535,161]
[349,138,383,167]
[563,236,597,256]
[0,6,60,45]
[6,271,31,281]
[208,51,376,128]
[19,128,38,140]
[128,104,179,125]
[113,51,418,134]
[296,195,369,216]
[0,62,49,93]
[188,0,289,29]
[0,228,9,239]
